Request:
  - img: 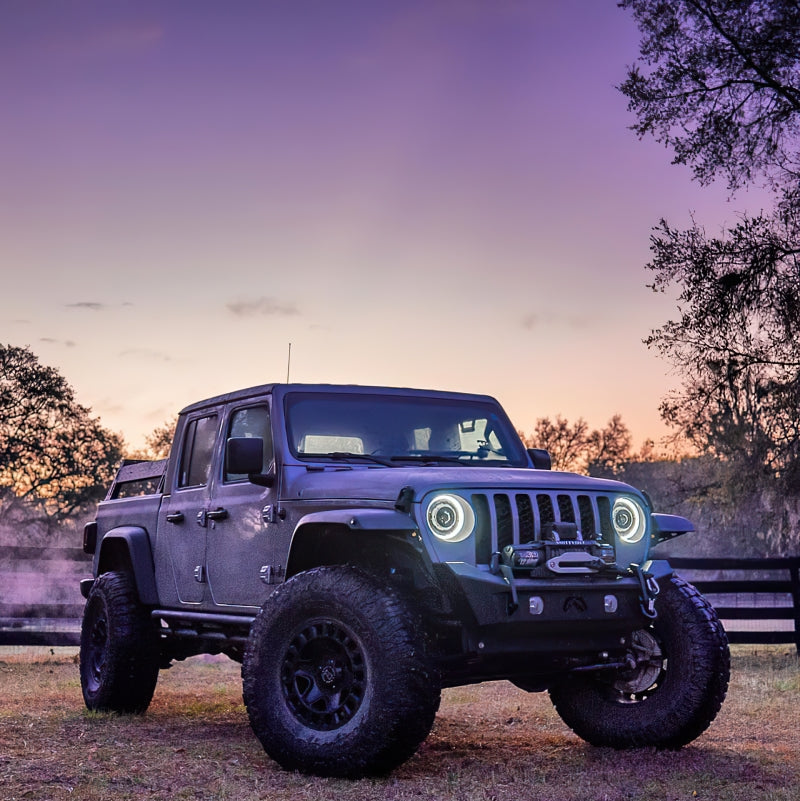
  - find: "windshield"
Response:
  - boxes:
[285,392,527,466]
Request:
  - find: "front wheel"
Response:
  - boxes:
[242,566,441,777]
[549,575,729,749]
[80,571,160,714]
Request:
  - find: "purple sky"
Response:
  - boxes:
[0,1,764,449]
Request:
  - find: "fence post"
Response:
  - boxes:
[791,561,800,657]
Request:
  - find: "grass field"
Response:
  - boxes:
[0,645,797,801]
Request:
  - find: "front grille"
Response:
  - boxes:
[473,491,613,565]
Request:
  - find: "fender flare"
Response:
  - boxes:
[286,508,422,578]
[293,508,418,533]
[96,525,159,605]
[650,513,694,546]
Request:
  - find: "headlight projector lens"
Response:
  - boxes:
[612,497,646,544]
[427,494,475,542]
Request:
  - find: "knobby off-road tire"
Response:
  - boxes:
[549,575,730,749]
[80,571,160,714]
[242,566,441,778]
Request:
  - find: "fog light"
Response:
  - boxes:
[604,595,618,614]
[529,596,544,615]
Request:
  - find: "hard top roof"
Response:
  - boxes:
[179,383,500,416]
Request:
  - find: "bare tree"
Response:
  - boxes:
[142,420,176,460]
[520,415,633,475]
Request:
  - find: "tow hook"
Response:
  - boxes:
[490,552,519,614]
[631,564,659,620]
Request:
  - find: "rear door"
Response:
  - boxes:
[156,411,221,605]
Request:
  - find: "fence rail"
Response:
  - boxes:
[1,548,798,653]
[669,557,800,653]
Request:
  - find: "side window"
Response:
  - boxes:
[225,405,273,482]
[178,415,218,488]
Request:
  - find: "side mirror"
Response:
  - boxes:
[527,448,552,470]
[227,437,274,486]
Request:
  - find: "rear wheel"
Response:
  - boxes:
[80,571,160,714]
[242,566,441,777]
[549,575,729,748]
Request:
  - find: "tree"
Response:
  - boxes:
[619,0,800,193]
[0,344,123,523]
[520,414,633,475]
[644,212,800,489]
[521,416,589,473]
[620,0,800,494]
[139,419,175,460]
[586,414,634,476]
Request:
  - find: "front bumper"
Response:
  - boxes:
[434,559,672,666]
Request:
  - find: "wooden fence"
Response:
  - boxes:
[1,548,798,653]
[669,556,800,653]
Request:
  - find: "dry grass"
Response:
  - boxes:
[0,646,797,801]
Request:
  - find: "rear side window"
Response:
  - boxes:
[178,415,218,488]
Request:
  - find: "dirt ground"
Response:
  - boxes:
[0,645,798,801]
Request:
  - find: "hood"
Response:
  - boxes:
[282,464,638,504]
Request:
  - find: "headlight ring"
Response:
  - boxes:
[612,497,646,544]
[426,494,475,543]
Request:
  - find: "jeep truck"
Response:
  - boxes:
[79,383,729,777]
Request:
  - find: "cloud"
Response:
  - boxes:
[120,348,173,363]
[66,301,133,311]
[66,302,107,311]
[227,297,300,318]
[40,337,76,347]
[521,312,591,331]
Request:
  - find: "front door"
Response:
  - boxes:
[204,403,282,608]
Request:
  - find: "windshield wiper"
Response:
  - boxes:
[390,452,520,467]
[390,453,475,465]
[322,452,395,467]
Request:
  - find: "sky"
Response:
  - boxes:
[0,0,768,451]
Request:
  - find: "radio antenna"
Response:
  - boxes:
[286,342,292,383]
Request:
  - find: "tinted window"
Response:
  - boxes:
[285,393,527,465]
[224,405,273,482]
[178,415,218,488]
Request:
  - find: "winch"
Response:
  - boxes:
[493,522,616,578]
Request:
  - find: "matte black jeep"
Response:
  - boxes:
[80,384,729,777]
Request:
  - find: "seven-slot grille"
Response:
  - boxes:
[470,491,614,565]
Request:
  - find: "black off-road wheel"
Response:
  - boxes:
[80,571,160,714]
[242,566,441,778]
[548,575,729,749]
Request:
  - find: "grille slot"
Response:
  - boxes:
[537,495,555,530]
[597,496,613,540]
[577,495,595,536]
[473,494,492,565]
[557,494,575,523]
[516,494,535,540]
[494,494,513,552]
[472,490,612,564]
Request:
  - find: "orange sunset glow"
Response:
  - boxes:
[0,1,763,449]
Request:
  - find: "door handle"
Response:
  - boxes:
[206,507,229,521]
[166,512,184,523]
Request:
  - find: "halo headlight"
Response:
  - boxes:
[612,497,646,544]
[426,494,475,543]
